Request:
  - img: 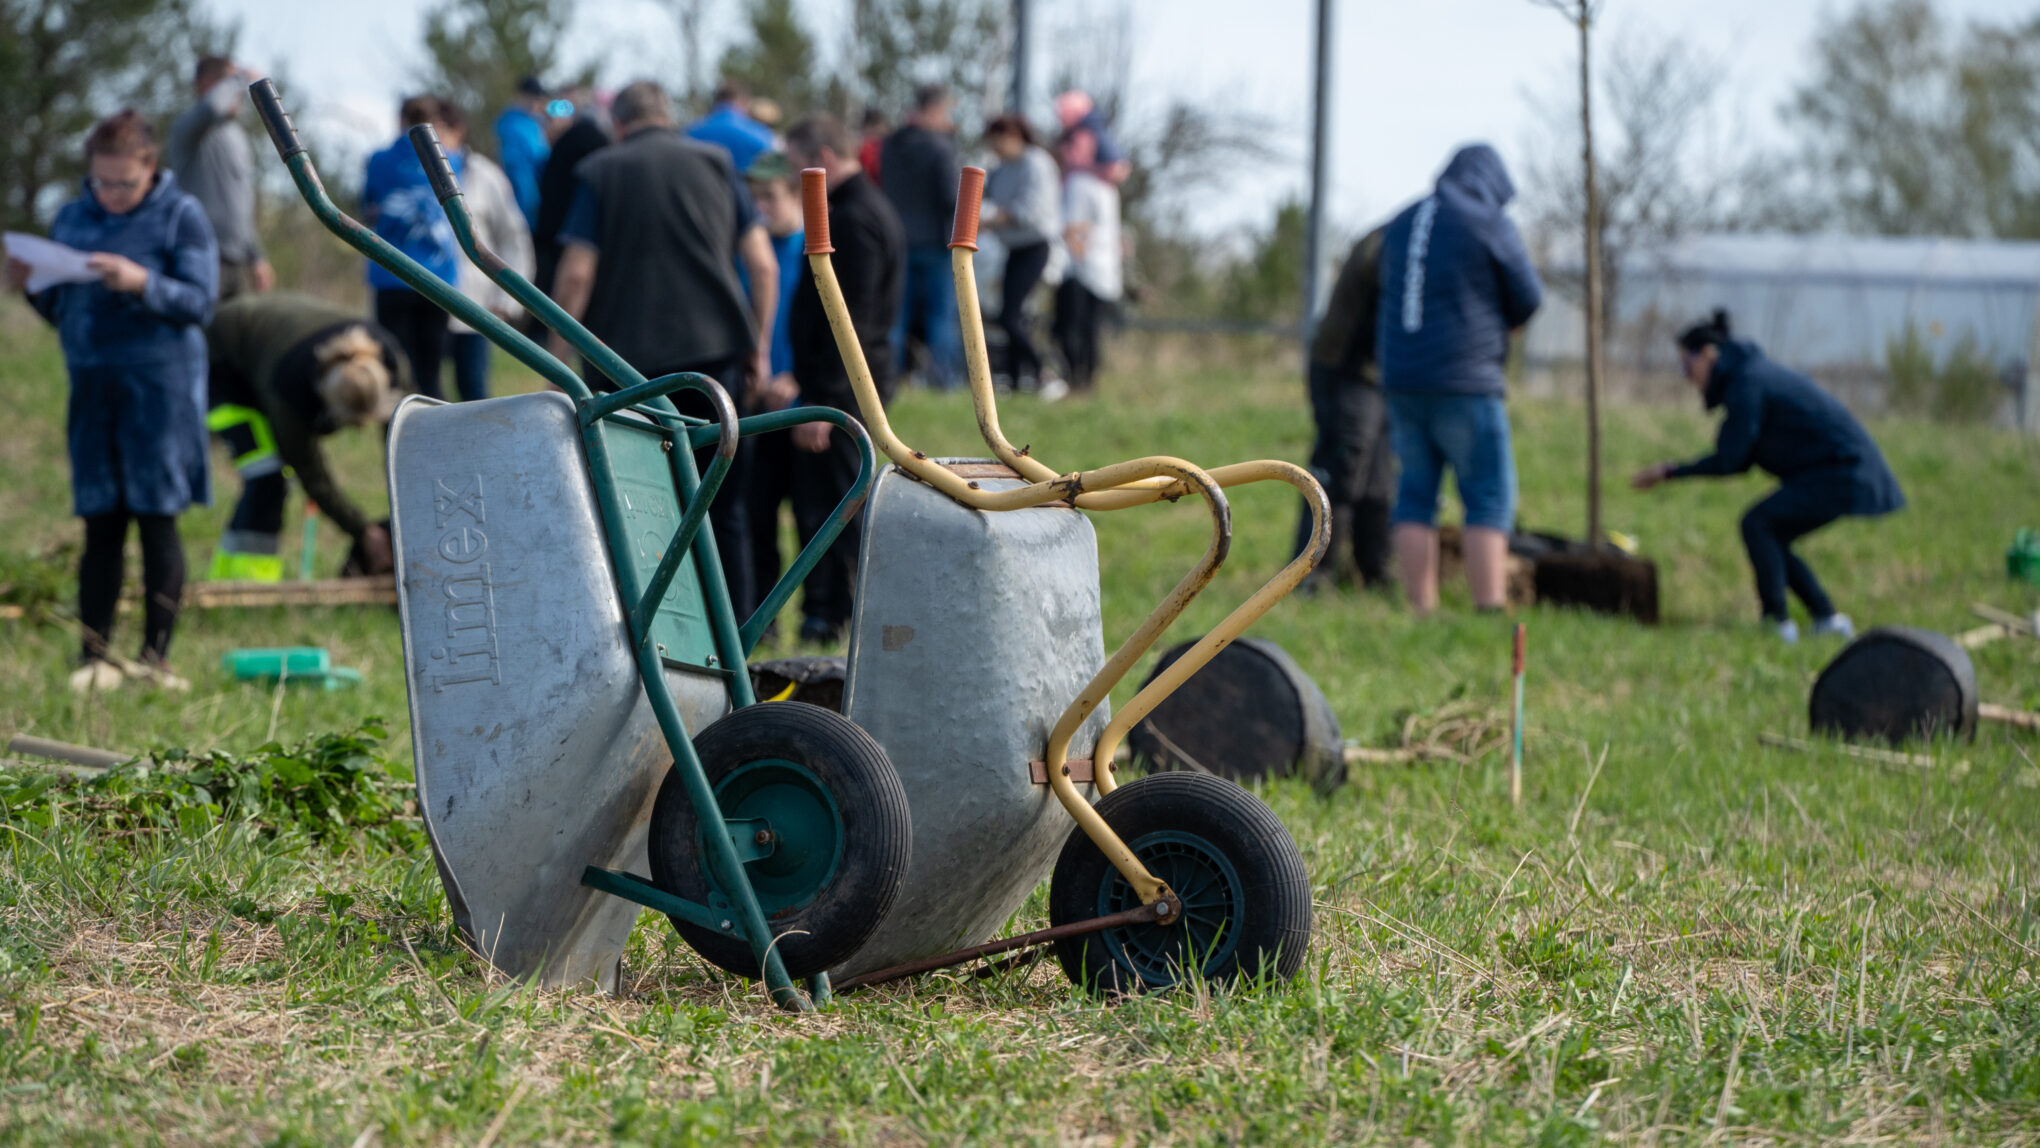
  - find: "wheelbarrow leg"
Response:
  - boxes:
[807,971,833,1008]
[629,639,810,1010]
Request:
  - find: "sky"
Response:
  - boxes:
[216,0,2040,238]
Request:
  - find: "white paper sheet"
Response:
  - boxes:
[4,232,101,293]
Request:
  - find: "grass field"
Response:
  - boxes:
[3,297,2040,1144]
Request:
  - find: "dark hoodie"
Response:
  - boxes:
[1668,339,1905,516]
[1375,144,1543,397]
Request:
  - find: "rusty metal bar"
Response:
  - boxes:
[834,897,1177,992]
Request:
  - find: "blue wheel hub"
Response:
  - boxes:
[1095,830,1245,988]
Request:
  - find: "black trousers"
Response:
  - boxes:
[1054,279,1105,391]
[747,426,794,617]
[659,359,758,624]
[999,241,1052,381]
[1296,366,1395,586]
[788,422,865,628]
[375,288,450,401]
[79,508,184,663]
[1741,483,1846,622]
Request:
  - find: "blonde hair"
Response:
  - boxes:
[312,326,393,426]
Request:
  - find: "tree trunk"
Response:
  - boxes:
[1578,5,1606,547]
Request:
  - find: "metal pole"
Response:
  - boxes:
[1301,0,1334,352]
[1010,0,1032,113]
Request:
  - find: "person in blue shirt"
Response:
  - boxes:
[1633,310,1905,642]
[1375,143,1543,614]
[6,111,217,692]
[362,95,463,400]
[739,151,808,625]
[494,76,551,225]
[686,80,776,173]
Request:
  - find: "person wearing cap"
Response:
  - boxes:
[495,76,552,226]
[1632,310,1905,643]
[204,292,411,585]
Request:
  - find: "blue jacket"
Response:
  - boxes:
[31,172,217,517]
[686,103,775,173]
[1670,339,1906,516]
[362,136,464,291]
[1375,145,1543,396]
[494,106,549,224]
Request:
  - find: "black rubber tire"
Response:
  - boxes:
[648,702,911,979]
[1129,636,1345,794]
[1049,772,1312,995]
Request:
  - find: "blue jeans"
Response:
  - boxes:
[1386,391,1517,532]
[1740,482,1846,622]
[449,331,492,403]
[891,245,963,389]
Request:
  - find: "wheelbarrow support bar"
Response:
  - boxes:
[834,896,1180,992]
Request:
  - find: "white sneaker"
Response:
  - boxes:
[1774,619,1800,645]
[67,660,124,694]
[129,659,192,693]
[1037,377,1070,403]
[1812,613,1855,640]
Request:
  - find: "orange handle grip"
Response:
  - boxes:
[802,169,833,255]
[1512,623,1526,675]
[949,166,986,251]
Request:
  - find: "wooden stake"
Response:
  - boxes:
[1511,623,1527,807]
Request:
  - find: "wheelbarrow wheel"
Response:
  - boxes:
[648,702,911,980]
[1048,772,1311,995]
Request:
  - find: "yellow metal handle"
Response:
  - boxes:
[949,247,1333,793]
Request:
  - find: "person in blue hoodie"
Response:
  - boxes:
[5,110,217,692]
[362,95,463,400]
[687,80,776,173]
[1632,310,1905,642]
[1375,143,1543,614]
[494,76,551,225]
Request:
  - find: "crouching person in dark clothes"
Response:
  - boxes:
[782,114,906,645]
[1298,224,1395,592]
[205,293,407,582]
[8,110,217,694]
[1632,310,1904,643]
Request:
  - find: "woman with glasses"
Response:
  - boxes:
[5,109,218,691]
[1632,310,1905,643]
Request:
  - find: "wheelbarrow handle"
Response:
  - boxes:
[801,168,833,254]
[248,79,305,160]
[247,82,590,401]
[949,165,984,252]
[408,123,464,205]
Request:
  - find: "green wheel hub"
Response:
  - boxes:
[707,758,843,915]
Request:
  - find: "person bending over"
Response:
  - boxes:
[205,293,408,582]
[1632,311,1903,642]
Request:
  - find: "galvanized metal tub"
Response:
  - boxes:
[388,393,729,990]
[830,461,1108,979]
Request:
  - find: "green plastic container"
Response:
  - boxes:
[221,647,361,690]
[2010,529,2040,586]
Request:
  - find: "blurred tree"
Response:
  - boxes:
[419,0,575,160]
[0,0,232,231]
[662,0,713,111]
[715,0,851,118]
[1784,0,2040,238]
[851,0,1004,129]
[1217,198,1307,325]
[1522,26,1729,350]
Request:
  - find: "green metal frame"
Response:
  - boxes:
[250,82,872,1011]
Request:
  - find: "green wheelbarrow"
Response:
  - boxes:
[251,83,905,1011]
